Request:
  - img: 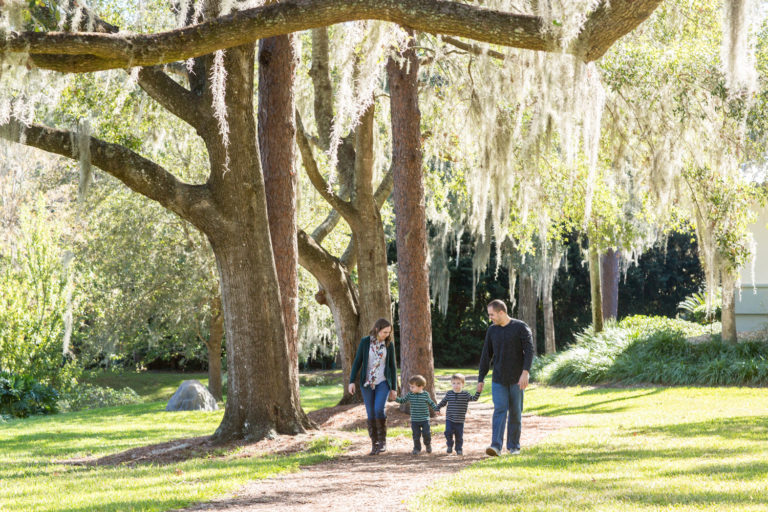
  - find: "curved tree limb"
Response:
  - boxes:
[0,120,215,228]
[296,112,357,221]
[4,0,662,71]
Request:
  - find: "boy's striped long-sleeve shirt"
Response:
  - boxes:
[395,391,439,422]
[436,390,481,423]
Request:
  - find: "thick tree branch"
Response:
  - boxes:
[441,36,507,60]
[137,67,207,129]
[374,166,393,209]
[574,0,664,61]
[4,0,662,71]
[0,120,215,228]
[296,113,357,221]
[311,210,342,243]
[309,28,334,150]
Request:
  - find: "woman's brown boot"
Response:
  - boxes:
[375,418,387,453]
[367,419,379,455]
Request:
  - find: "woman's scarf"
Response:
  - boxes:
[365,336,386,388]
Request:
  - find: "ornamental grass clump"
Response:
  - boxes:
[535,315,768,386]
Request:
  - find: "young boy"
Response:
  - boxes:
[394,374,440,454]
[436,373,481,455]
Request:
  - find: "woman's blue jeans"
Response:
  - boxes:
[361,381,389,420]
[491,381,524,451]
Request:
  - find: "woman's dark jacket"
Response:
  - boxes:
[349,336,398,391]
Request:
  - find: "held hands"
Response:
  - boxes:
[518,370,530,391]
[388,390,397,401]
[476,381,484,393]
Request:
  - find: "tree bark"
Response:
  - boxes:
[258,33,304,412]
[589,243,604,333]
[10,0,664,72]
[518,271,538,355]
[206,295,224,401]
[387,38,435,400]
[203,44,309,441]
[600,248,620,321]
[721,271,738,344]
[542,281,556,354]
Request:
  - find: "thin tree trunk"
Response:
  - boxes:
[600,248,620,321]
[543,282,556,354]
[387,38,435,400]
[721,271,738,343]
[589,243,604,333]
[258,33,304,406]
[519,271,538,355]
[206,295,224,401]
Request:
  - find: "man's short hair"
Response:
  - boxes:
[408,375,427,387]
[451,373,465,384]
[487,299,507,313]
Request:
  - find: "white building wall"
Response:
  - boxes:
[736,206,768,332]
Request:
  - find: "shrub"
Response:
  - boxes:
[59,383,140,412]
[0,372,59,418]
[534,315,768,386]
[677,289,722,324]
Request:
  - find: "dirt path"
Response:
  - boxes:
[179,401,576,512]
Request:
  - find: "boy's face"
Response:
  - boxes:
[451,379,464,393]
[409,383,424,393]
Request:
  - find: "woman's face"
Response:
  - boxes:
[377,326,391,341]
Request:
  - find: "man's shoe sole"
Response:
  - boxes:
[485,447,500,456]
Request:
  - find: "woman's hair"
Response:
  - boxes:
[408,375,427,387]
[369,318,393,346]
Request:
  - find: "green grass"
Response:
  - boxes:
[80,370,211,403]
[0,380,344,512]
[411,386,768,511]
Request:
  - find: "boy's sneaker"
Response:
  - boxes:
[411,449,421,455]
[456,449,463,456]
[425,444,432,454]
[485,446,500,457]
[446,446,453,454]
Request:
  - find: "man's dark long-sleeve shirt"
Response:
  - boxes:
[478,319,534,385]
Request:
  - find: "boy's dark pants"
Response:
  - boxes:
[411,420,431,451]
[444,419,465,451]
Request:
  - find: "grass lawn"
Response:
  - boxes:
[0,381,344,512]
[411,386,768,511]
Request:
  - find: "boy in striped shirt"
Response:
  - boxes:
[394,374,440,454]
[436,373,481,455]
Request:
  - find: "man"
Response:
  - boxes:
[477,299,534,456]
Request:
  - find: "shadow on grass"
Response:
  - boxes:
[525,388,665,416]
[634,415,768,442]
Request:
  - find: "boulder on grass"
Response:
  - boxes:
[166,380,218,412]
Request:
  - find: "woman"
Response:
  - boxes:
[348,318,398,455]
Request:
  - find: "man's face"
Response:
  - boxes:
[488,306,501,325]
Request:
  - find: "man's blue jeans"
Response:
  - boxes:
[361,381,389,420]
[491,381,524,451]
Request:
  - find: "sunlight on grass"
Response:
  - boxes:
[0,380,345,512]
[411,386,768,512]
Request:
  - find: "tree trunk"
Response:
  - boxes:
[258,34,304,407]
[589,243,604,333]
[518,270,538,355]
[387,39,435,400]
[206,295,224,401]
[542,281,556,354]
[206,45,309,441]
[721,271,738,343]
[600,248,620,321]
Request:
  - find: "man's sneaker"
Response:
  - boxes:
[411,448,421,455]
[446,446,453,454]
[425,444,432,454]
[508,447,521,455]
[456,449,463,456]
[485,446,500,457]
